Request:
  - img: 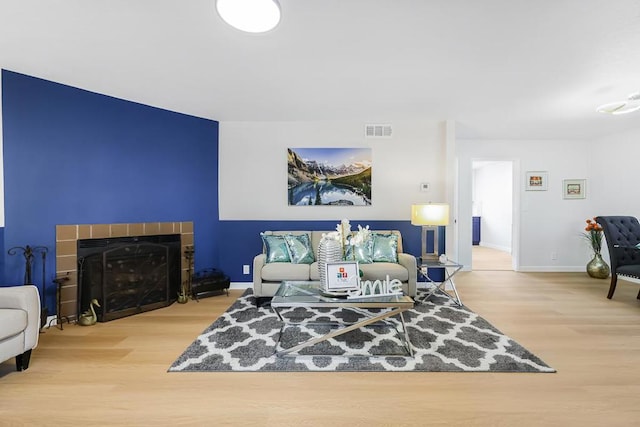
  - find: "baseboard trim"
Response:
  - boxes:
[517,266,586,272]
[230,282,252,289]
[45,314,57,326]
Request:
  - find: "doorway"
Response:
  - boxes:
[471,161,513,271]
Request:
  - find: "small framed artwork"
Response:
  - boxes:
[563,179,586,199]
[325,261,360,291]
[525,171,548,191]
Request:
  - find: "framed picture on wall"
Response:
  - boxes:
[563,179,586,199]
[287,147,372,206]
[525,171,548,191]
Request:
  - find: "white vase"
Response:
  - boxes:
[317,238,343,288]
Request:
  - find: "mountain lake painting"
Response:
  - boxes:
[288,147,372,206]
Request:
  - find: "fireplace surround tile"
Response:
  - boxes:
[110,223,128,237]
[91,224,110,238]
[57,225,77,241]
[78,225,91,239]
[181,232,194,246]
[56,240,76,257]
[55,221,193,321]
[159,222,174,234]
[129,223,144,236]
[56,255,77,272]
[144,222,161,235]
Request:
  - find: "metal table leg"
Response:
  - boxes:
[273,306,413,357]
[418,261,463,306]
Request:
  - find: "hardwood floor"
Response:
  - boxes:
[472,245,513,270]
[1,272,640,426]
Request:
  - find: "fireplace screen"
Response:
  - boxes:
[77,234,181,322]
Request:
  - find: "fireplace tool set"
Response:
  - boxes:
[7,245,49,329]
[178,245,196,303]
[50,273,72,329]
[177,245,231,301]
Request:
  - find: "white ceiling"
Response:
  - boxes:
[2,0,640,140]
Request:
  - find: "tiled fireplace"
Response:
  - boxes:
[55,221,193,321]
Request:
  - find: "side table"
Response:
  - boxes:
[418,259,463,306]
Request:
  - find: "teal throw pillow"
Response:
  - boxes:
[372,233,398,263]
[261,233,291,263]
[346,237,373,264]
[284,233,315,264]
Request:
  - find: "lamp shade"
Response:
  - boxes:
[411,203,450,226]
[216,0,281,33]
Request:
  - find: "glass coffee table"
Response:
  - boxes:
[271,281,414,357]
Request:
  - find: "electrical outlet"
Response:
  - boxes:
[550,252,557,261]
[243,264,250,275]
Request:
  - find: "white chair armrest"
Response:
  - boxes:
[397,253,417,296]
[253,254,267,296]
[0,285,40,350]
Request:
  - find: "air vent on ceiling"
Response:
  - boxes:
[364,124,393,139]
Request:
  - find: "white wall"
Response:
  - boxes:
[473,161,512,252]
[219,120,446,221]
[589,127,640,266]
[458,139,595,272]
[591,127,640,216]
[218,119,640,272]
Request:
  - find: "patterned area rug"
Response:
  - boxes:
[168,289,555,373]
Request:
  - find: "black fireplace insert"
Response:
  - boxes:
[77,234,181,322]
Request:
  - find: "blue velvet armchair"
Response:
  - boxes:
[596,216,640,300]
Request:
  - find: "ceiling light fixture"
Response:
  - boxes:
[216,0,281,33]
[596,92,640,115]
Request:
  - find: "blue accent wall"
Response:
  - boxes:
[1,70,219,312]
[1,69,444,313]
[0,228,4,278]
[218,220,444,282]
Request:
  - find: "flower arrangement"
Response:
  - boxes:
[350,224,371,247]
[582,217,603,255]
[323,219,370,259]
[337,218,351,254]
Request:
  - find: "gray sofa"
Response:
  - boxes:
[0,285,40,371]
[253,230,417,304]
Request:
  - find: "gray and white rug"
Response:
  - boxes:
[168,289,555,373]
